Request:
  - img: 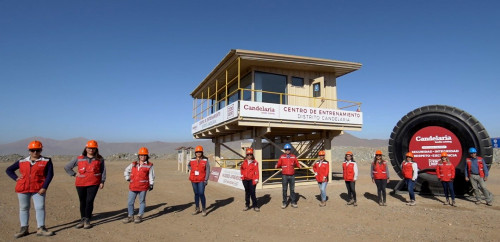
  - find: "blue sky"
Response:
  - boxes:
[1,0,499,144]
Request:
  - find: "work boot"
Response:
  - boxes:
[75,218,85,229]
[486,202,493,206]
[14,226,29,239]
[243,206,251,211]
[353,201,358,207]
[347,199,354,205]
[253,207,260,212]
[409,200,416,206]
[201,208,207,217]
[36,226,54,236]
[444,199,449,205]
[192,207,200,215]
[475,200,481,205]
[134,215,142,223]
[379,200,383,206]
[281,203,286,209]
[291,203,298,208]
[319,201,326,207]
[451,200,456,207]
[83,218,92,229]
[122,216,133,224]
[382,202,387,206]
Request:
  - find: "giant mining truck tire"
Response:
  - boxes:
[388,105,493,195]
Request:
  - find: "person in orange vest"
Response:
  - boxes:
[240,148,260,212]
[276,143,301,209]
[313,150,329,207]
[465,147,493,205]
[435,152,456,206]
[5,141,55,238]
[189,145,210,216]
[64,140,106,229]
[343,151,358,206]
[371,150,390,206]
[122,147,155,224]
[402,152,418,206]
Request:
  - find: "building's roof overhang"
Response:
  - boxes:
[190,49,362,97]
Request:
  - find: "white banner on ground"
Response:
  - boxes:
[218,168,244,190]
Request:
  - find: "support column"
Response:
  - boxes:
[215,140,221,167]
[254,136,263,189]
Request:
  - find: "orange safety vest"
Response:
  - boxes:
[436,161,455,181]
[129,161,153,191]
[189,158,208,183]
[343,161,355,181]
[313,160,329,182]
[75,155,102,187]
[240,159,259,185]
[15,158,50,193]
[372,161,388,180]
[402,161,414,179]
[466,157,485,178]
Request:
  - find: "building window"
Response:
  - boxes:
[241,73,252,101]
[292,77,304,87]
[313,83,321,97]
[254,71,287,104]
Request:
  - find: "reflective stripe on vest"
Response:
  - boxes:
[466,157,485,178]
[75,155,102,186]
[189,158,207,183]
[15,158,49,193]
[129,161,153,191]
[372,161,387,179]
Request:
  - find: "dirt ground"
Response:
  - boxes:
[1,158,499,242]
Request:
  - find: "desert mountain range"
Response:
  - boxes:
[0,133,387,156]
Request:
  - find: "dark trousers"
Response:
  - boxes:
[441,181,455,200]
[191,182,206,209]
[374,179,387,202]
[242,180,258,208]
[345,181,356,201]
[282,175,296,204]
[76,185,99,220]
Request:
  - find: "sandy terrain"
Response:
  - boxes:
[1,158,499,242]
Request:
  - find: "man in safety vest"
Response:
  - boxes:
[402,152,418,206]
[465,147,493,206]
[276,143,301,209]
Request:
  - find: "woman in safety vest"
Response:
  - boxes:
[313,150,330,207]
[189,145,210,216]
[436,152,456,206]
[371,150,390,206]
[122,147,155,224]
[64,140,106,229]
[401,152,418,206]
[6,140,55,238]
[343,151,358,206]
[240,148,260,212]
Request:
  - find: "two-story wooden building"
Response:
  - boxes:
[191,49,363,189]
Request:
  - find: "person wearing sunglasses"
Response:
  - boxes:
[240,148,260,212]
[371,150,390,206]
[6,140,55,238]
[276,143,301,209]
[64,140,106,229]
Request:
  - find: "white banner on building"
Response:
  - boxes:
[239,101,363,125]
[218,168,244,190]
[191,102,238,134]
